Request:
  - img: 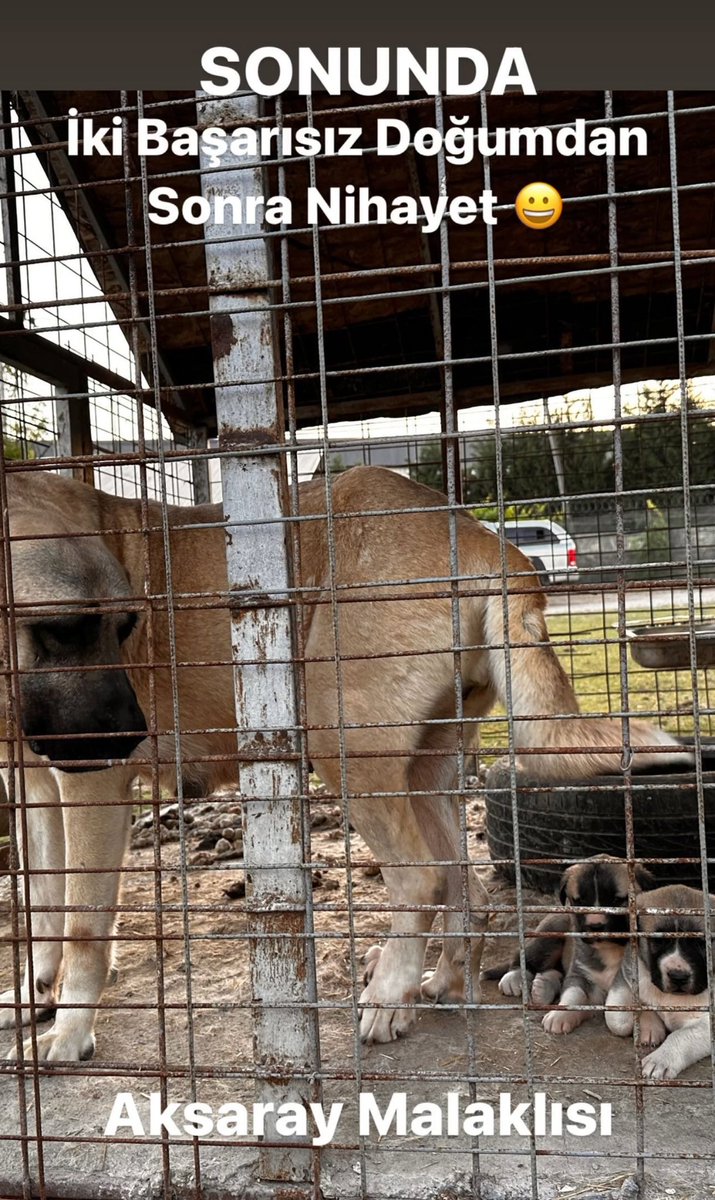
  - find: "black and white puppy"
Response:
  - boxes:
[606,884,714,1079]
[483,856,655,1034]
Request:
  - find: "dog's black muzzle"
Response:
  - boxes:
[665,968,693,993]
[23,669,148,771]
[576,910,630,939]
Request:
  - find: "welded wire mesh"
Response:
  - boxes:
[0,86,714,1200]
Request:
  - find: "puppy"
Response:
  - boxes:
[606,885,714,1079]
[484,857,655,1033]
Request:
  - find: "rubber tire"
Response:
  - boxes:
[485,756,715,893]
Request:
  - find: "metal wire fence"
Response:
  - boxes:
[0,87,714,1200]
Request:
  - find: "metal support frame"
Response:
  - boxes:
[15,91,187,418]
[404,132,463,501]
[54,384,94,485]
[197,90,320,1189]
[1,91,192,439]
[186,425,211,504]
[0,92,22,319]
[0,313,133,396]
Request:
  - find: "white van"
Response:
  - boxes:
[482,518,578,584]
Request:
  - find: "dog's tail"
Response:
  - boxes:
[482,588,693,780]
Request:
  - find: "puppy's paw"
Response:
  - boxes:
[641,1042,682,1081]
[7,1026,95,1064]
[531,970,562,1006]
[638,1010,667,1050]
[605,1007,634,1038]
[498,968,532,997]
[542,1008,584,1035]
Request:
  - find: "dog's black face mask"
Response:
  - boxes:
[645,921,709,996]
[19,608,148,770]
[5,533,149,772]
[561,862,654,940]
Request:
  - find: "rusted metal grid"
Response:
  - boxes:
[0,87,713,1200]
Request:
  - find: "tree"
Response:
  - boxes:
[328,452,348,475]
[0,376,51,461]
[410,440,443,493]
[465,382,714,508]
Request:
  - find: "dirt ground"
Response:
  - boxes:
[102,783,551,1080]
[0,785,713,1200]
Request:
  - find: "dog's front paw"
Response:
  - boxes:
[421,959,467,1005]
[0,984,57,1030]
[542,1008,584,1035]
[358,976,418,1043]
[362,944,383,986]
[6,1026,95,1064]
[531,970,562,1006]
[638,1010,667,1050]
[641,1042,681,1081]
[498,968,532,997]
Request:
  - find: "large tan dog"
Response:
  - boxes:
[0,465,690,1062]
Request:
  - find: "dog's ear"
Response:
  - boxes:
[635,865,656,892]
[559,866,575,907]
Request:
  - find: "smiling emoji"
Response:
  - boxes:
[515,183,563,229]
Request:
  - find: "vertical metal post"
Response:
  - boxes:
[196,91,319,1188]
[0,92,22,320]
[54,381,94,484]
[543,396,566,507]
[187,425,211,504]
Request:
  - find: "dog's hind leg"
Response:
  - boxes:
[12,766,134,1063]
[0,764,64,1029]
[420,859,489,1005]
[357,852,443,1042]
[325,757,448,1043]
[304,584,491,1042]
[356,692,489,1035]
[419,685,492,1006]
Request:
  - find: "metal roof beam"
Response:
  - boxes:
[14,90,190,427]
